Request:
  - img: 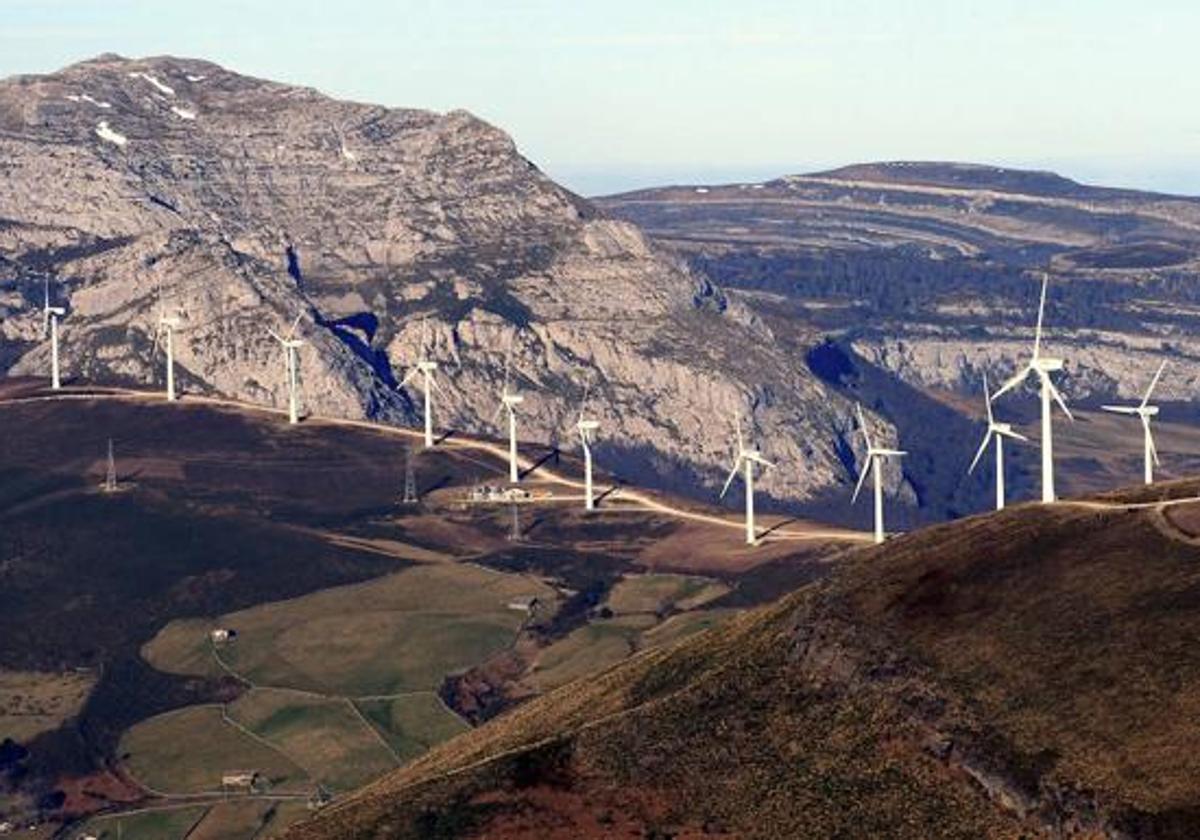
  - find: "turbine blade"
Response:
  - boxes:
[852,456,871,504]
[968,430,992,474]
[719,459,741,499]
[267,329,283,344]
[982,371,994,425]
[855,403,875,451]
[1144,416,1160,466]
[491,401,504,424]
[734,414,744,453]
[1141,359,1167,408]
[1033,273,1048,359]
[1101,405,1138,414]
[288,313,303,339]
[992,365,1032,401]
[1047,376,1074,421]
[1001,428,1029,442]
[398,367,419,388]
[429,375,446,395]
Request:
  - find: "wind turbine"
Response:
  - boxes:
[42,279,66,390]
[719,414,774,546]
[268,315,305,425]
[852,404,906,545]
[152,296,182,401]
[575,382,600,511]
[968,372,1028,510]
[493,335,524,484]
[398,319,443,448]
[992,273,1073,502]
[1101,360,1167,485]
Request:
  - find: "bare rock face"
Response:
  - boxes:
[0,55,891,505]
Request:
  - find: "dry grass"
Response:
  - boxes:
[527,615,656,691]
[145,564,557,695]
[285,486,1200,839]
[605,573,728,615]
[356,694,469,763]
[82,805,208,840]
[228,688,398,792]
[119,705,310,795]
[0,669,95,742]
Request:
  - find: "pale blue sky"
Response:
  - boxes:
[3,0,1197,195]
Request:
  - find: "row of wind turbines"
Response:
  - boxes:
[716,273,1171,546]
[36,273,1171,548]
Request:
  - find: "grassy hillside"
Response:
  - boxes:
[285,480,1200,839]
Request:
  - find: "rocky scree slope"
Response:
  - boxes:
[285,480,1200,839]
[0,55,901,505]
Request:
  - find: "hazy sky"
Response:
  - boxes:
[3,0,1197,196]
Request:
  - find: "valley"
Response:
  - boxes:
[0,382,858,838]
[285,479,1200,839]
[2,42,1199,840]
[600,163,1200,524]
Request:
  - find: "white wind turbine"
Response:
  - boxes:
[152,296,182,401]
[42,279,66,390]
[398,319,443,448]
[992,273,1073,503]
[268,315,305,425]
[575,382,600,511]
[968,372,1028,510]
[493,337,524,484]
[719,414,774,546]
[1102,360,1167,485]
[852,404,906,545]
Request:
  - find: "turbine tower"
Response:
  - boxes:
[852,404,906,545]
[104,438,118,493]
[398,320,443,449]
[493,337,524,484]
[968,372,1028,510]
[575,382,600,511]
[992,273,1073,502]
[42,279,66,390]
[1101,360,1167,485]
[401,442,419,505]
[719,414,774,546]
[152,304,182,402]
[268,315,305,425]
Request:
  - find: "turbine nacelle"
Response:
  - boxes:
[1034,357,1064,372]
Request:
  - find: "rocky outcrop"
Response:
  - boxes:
[599,163,1200,409]
[0,54,902,505]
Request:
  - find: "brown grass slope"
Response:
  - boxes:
[285,481,1200,839]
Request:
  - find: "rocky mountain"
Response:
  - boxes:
[599,162,1200,408]
[285,481,1200,839]
[0,55,903,509]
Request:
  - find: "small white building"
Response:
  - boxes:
[210,628,236,644]
[507,596,540,614]
[222,770,257,790]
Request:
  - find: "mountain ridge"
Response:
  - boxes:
[0,54,894,510]
[284,481,1200,839]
